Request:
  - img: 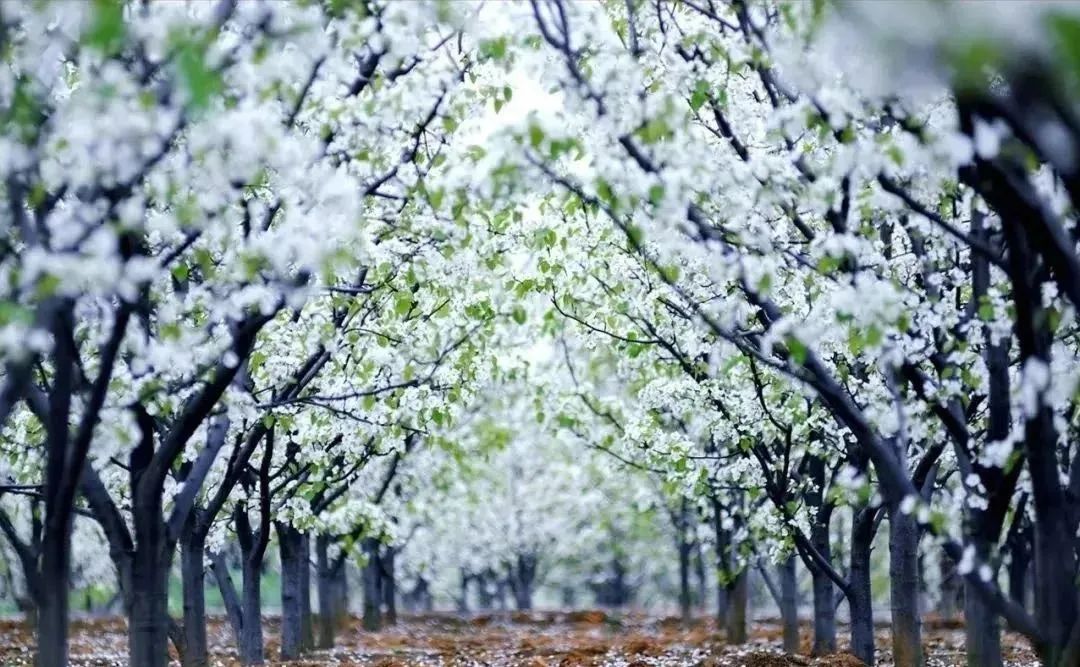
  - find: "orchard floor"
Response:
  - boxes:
[0,611,1038,667]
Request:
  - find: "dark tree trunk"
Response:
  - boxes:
[778,556,799,653]
[36,303,80,667]
[937,550,960,620]
[982,154,1078,665]
[332,558,348,628]
[238,553,264,664]
[694,540,708,611]
[888,506,923,667]
[510,555,536,611]
[215,498,269,666]
[711,498,730,627]
[806,455,836,655]
[496,577,508,610]
[128,497,171,667]
[725,569,748,645]
[299,532,314,651]
[849,505,876,666]
[362,537,382,631]
[277,523,304,659]
[456,571,469,613]
[210,552,243,648]
[678,537,693,623]
[964,570,1002,667]
[1006,519,1030,610]
[561,585,576,608]
[425,581,434,611]
[382,548,397,626]
[36,528,71,667]
[316,535,336,648]
[181,521,209,667]
[477,572,494,610]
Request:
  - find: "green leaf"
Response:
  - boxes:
[176,38,222,111]
[1050,13,1080,77]
[479,37,508,61]
[786,336,808,365]
[35,274,61,299]
[511,305,527,325]
[647,184,665,207]
[690,79,709,111]
[596,179,616,207]
[514,279,535,299]
[865,324,883,347]
[636,117,672,144]
[84,0,126,54]
[394,294,414,316]
[528,124,545,149]
[0,302,31,327]
[428,187,445,210]
[886,144,904,166]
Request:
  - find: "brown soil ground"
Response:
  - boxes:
[0,611,1039,666]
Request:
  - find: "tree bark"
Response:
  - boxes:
[277,523,304,659]
[937,551,960,620]
[381,547,397,626]
[694,540,708,612]
[888,507,923,667]
[362,537,382,631]
[316,535,336,648]
[678,536,692,624]
[778,555,799,653]
[332,559,348,628]
[36,534,71,667]
[508,555,536,611]
[299,532,314,651]
[211,552,243,649]
[181,523,209,667]
[726,569,748,644]
[964,572,1002,667]
[849,505,876,666]
[238,554,264,665]
[128,495,170,667]
[711,498,730,627]
[806,454,837,656]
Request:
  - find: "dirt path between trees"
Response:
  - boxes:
[0,611,1038,666]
